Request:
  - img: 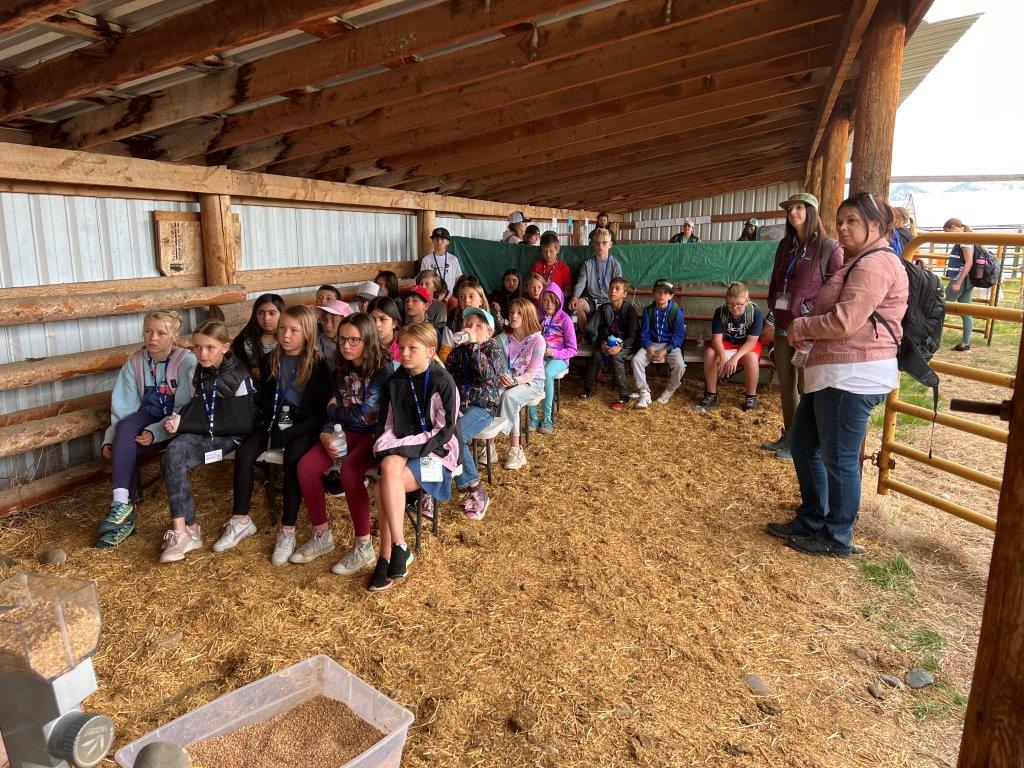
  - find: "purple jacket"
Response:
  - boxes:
[539,283,577,362]
[767,233,844,330]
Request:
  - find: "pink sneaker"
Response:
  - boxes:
[463,484,489,521]
[420,495,435,520]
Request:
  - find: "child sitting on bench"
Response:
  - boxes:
[632,279,686,409]
[697,281,765,414]
[581,277,639,410]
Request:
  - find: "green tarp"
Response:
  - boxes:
[448,236,778,294]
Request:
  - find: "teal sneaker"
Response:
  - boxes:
[527,405,539,432]
[775,442,793,461]
[94,515,136,549]
[98,502,135,534]
[537,419,554,435]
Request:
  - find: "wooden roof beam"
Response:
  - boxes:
[2,0,385,122]
[457,129,813,203]
[224,15,843,172]
[803,0,879,183]
[517,146,811,208]
[35,10,129,42]
[0,0,79,35]
[147,0,772,163]
[308,70,827,187]
[35,0,596,149]
[205,1,846,171]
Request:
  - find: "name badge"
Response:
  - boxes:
[420,454,443,483]
[204,447,224,464]
[774,293,791,311]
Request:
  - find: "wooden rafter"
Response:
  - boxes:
[35,10,129,42]
[222,14,843,173]
[0,0,79,35]
[35,0,595,149]
[139,0,774,164]
[306,69,827,186]
[803,0,879,182]
[2,0,383,121]
[459,129,813,203]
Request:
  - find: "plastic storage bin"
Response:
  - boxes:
[0,573,101,680]
[114,655,414,768]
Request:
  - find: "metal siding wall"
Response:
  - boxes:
[622,182,803,243]
[236,204,415,297]
[0,193,201,490]
[436,216,509,243]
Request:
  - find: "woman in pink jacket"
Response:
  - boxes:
[767,193,909,557]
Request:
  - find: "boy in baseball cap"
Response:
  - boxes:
[420,226,462,288]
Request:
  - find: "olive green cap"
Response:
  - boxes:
[779,192,819,210]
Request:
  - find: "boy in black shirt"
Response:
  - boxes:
[580,277,639,410]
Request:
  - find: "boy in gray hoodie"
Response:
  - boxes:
[569,227,623,340]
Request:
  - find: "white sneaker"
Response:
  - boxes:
[160,526,202,563]
[656,388,676,405]
[487,441,499,463]
[331,540,376,575]
[289,529,336,564]
[271,528,296,566]
[212,517,257,552]
[504,446,527,470]
[636,391,652,409]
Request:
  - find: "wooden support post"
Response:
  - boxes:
[849,2,906,195]
[958,306,1024,765]
[572,219,584,246]
[820,104,851,235]
[199,193,239,286]
[610,221,621,242]
[417,210,436,260]
[808,153,824,202]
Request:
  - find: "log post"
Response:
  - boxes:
[572,219,585,246]
[808,153,824,203]
[820,104,851,235]
[200,193,240,286]
[958,319,1024,764]
[0,460,109,519]
[849,2,906,195]
[417,210,436,259]
[0,408,110,461]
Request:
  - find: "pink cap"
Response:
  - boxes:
[313,299,354,318]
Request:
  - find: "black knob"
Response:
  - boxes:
[49,712,116,768]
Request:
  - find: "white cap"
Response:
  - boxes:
[356,281,380,300]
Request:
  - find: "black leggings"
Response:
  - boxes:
[232,429,320,526]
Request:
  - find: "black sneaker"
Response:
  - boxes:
[787,534,851,558]
[368,557,393,591]
[765,518,811,540]
[386,543,414,581]
[952,342,971,352]
[695,392,719,414]
[742,394,758,412]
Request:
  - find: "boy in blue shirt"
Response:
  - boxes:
[632,279,685,409]
[697,281,765,414]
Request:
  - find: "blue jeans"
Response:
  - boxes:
[457,405,493,490]
[539,359,568,423]
[789,388,885,552]
[945,279,973,344]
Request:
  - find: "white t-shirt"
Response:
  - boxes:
[419,252,462,289]
[804,359,899,395]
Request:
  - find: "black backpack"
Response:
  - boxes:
[844,247,945,411]
[969,244,1001,289]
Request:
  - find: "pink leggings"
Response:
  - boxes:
[297,430,374,536]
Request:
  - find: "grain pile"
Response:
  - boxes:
[0,599,100,678]
[0,374,989,767]
[187,696,382,768]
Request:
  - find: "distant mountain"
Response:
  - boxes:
[945,181,1024,193]
[889,183,927,202]
[947,182,982,193]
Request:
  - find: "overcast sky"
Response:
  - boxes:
[891,0,1023,176]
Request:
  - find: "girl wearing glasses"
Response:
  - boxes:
[295,313,393,576]
[211,306,331,566]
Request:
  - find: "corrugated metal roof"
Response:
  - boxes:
[900,14,981,106]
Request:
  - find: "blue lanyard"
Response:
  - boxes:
[782,240,809,289]
[200,371,219,437]
[408,368,431,433]
[147,352,171,416]
[271,358,299,422]
[654,307,669,341]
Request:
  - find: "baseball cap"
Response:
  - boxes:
[524,224,541,237]
[430,227,451,240]
[682,218,695,227]
[462,306,495,330]
[508,211,532,224]
[745,217,759,227]
[652,278,674,293]
[312,299,353,318]
[779,192,819,210]
[356,280,380,300]
[400,285,432,304]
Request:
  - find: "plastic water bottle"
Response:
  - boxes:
[453,330,471,345]
[278,404,293,429]
[791,343,814,368]
[330,423,348,470]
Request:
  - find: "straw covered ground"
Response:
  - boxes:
[0,367,994,767]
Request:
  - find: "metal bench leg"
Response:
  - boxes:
[522,406,529,448]
[264,464,281,528]
[554,377,561,425]
[485,441,493,484]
